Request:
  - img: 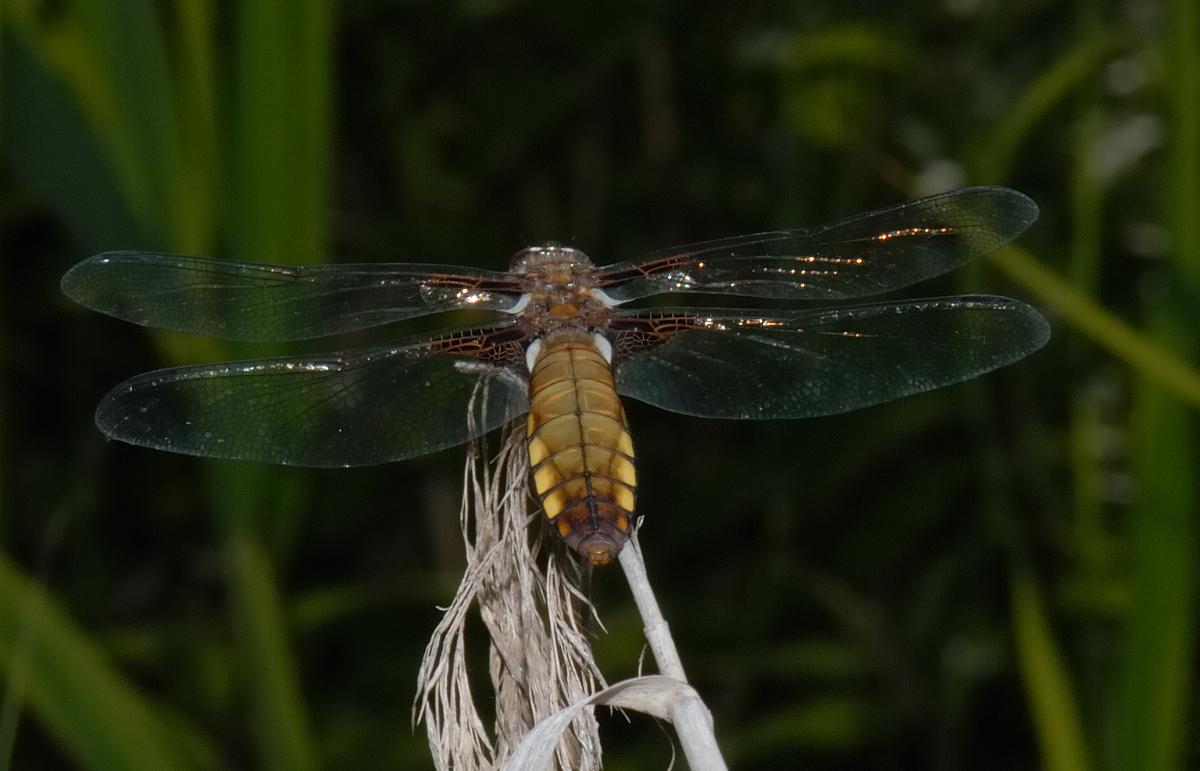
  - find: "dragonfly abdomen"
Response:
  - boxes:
[526,329,636,565]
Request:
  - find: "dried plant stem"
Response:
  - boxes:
[415,425,605,771]
[618,538,728,771]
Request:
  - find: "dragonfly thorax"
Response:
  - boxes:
[510,245,614,334]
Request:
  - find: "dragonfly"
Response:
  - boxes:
[62,186,1049,565]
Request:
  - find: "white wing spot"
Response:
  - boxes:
[504,293,532,314]
[592,333,614,363]
[525,339,543,372]
[588,288,621,307]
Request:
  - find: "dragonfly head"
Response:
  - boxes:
[509,244,593,274]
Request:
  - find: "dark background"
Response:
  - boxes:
[2,1,1198,769]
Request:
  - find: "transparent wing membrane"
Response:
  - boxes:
[95,323,529,466]
[612,297,1049,419]
[64,186,1048,467]
[597,187,1037,303]
[62,252,526,341]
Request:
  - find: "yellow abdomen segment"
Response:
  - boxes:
[526,330,636,565]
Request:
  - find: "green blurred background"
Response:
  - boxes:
[2,1,1198,769]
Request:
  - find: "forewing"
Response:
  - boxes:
[62,252,526,341]
[597,187,1037,303]
[95,322,530,466]
[611,298,1049,419]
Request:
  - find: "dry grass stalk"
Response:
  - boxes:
[502,535,730,770]
[414,421,606,770]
